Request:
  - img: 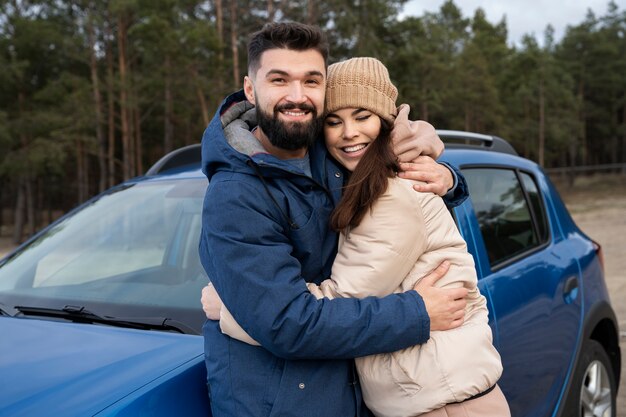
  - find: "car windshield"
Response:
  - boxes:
[0,178,209,333]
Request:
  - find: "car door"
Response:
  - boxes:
[457,167,583,417]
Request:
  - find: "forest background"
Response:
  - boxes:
[0,0,625,244]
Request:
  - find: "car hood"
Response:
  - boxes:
[0,316,204,416]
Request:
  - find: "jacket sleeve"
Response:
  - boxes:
[220,305,260,346]
[309,181,427,300]
[200,178,430,360]
[440,162,469,208]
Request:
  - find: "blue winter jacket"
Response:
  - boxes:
[199,90,469,417]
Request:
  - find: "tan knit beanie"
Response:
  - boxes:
[325,57,398,124]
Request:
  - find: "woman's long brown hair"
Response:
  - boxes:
[330,119,399,231]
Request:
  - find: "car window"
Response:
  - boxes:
[519,172,549,243]
[0,178,209,330]
[462,168,548,267]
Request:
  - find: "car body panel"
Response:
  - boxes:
[0,317,206,416]
[0,139,618,417]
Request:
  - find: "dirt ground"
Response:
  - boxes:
[1,174,625,414]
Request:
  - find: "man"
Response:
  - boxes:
[199,22,469,417]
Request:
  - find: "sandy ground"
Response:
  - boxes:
[1,174,625,414]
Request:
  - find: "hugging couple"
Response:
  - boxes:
[198,21,510,417]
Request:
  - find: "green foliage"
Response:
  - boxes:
[0,0,625,234]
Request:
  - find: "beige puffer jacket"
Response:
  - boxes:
[219,176,502,416]
[309,176,502,416]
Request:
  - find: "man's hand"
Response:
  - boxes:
[397,157,454,197]
[414,261,468,331]
[201,283,223,320]
[391,104,444,162]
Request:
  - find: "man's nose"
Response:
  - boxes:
[286,82,307,104]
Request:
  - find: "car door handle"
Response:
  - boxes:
[563,276,579,303]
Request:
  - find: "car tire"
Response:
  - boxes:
[563,339,616,417]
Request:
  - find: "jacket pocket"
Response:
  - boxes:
[288,207,329,280]
[429,321,503,401]
[357,348,445,416]
[388,343,438,397]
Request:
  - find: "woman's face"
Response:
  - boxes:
[324,108,382,172]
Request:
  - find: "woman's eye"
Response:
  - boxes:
[325,120,341,127]
[356,114,371,121]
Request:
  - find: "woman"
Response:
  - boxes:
[219,57,510,417]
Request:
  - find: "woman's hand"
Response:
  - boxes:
[201,283,223,320]
[391,104,444,161]
[398,157,454,197]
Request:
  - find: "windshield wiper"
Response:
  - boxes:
[13,305,199,335]
[0,302,15,317]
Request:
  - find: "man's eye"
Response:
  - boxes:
[305,79,320,85]
[271,78,286,84]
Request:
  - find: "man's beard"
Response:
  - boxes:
[256,102,323,151]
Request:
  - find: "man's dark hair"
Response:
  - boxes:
[247,22,329,76]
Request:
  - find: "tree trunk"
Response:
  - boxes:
[164,55,174,154]
[117,13,131,180]
[13,178,24,244]
[216,0,225,94]
[578,79,587,166]
[36,177,43,227]
[610,100,619,165]
[128,71,137,178]
[538,78,545,167]
[0,184,4,234]
[216,0,224,54]
[524,99,531,157]
[15,90,32,241]
[622,91,626,174]
[306,0,316,25]
[76,140,86,203]
[135,102,143,174]
[87,12,107,193]
[230,1,240,88]
[106,21,116,187]
[191,66,210,126]
[25,177,34,236]
[420,84,429,121]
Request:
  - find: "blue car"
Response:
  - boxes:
[0,131,619,417]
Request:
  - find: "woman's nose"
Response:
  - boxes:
[342,122,359,139]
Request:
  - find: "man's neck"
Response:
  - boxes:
[253,128,308,160]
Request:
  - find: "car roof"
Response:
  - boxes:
[437,130,518,156]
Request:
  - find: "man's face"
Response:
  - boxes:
[244,48,326,151]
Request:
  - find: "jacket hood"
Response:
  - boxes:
[201,90,266,180]
[0,317,203,416]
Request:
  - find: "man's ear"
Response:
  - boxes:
[243,76,256,105]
